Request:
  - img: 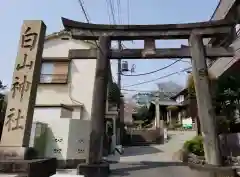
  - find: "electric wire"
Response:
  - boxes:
[121,88,180,93]
[108,0,117,23]
[78,0,91,22]
[78,0,234,90]
[78,0,119,83]
[122,32,235,86]
[121,58,183,76]
[123,67,192,88]
[127,0,130,25]
[116,0,121,24]
[77,0,99,49]
[105,0,113,24]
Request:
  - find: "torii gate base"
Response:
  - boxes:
[61,17,236,177]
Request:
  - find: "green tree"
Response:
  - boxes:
[0,81,7,138]
[108,82,121,104]
[214,74,240,133]
[186,73,215,135]
[187,72,240,134]
[134,105,149,121]
[0,80,6,113]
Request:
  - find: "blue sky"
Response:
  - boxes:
[0,0,219,96]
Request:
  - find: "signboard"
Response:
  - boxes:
[182,118,193,129]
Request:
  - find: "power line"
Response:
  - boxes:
[108,0,117,23]
[105,0,126,51]
[105,0,113,24]
[120,32,234,87]
[123,67,192,88]
[127,0,130,25]
[168,58,191,64]
[121,88,180,93]
[78,0,120,84]
[121,58,183,76]
[78,0,91,22]
[116,0,121,24]
[77,0,106,53]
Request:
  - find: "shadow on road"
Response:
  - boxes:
[121,146,163,157]
[110,161,187,176]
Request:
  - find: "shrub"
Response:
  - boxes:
[183,136,204,156]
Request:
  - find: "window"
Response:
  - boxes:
[40,61,69,84]
[176,95,184,103]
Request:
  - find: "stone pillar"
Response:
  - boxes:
[0,20,46,158]
[167,111,170,123]
[178,112,182,124]
[155,99,160,128]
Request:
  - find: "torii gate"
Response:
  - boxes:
[61,17,235,169]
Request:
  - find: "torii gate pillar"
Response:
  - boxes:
[78,36,111,177]
[189,33,221,165]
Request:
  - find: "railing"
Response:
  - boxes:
[40,74,68,84]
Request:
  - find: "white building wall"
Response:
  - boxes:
[34,107,61,122]
[33,107,70,160]
[36,38,97,120]
[33,37,115,161]
[32,37,97,161]
[33,108,90,161]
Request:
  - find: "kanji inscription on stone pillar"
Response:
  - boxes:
[1,20,46,147]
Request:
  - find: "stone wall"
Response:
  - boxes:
[123,128,163,146]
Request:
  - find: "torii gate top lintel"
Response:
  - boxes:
[61,17,234,40]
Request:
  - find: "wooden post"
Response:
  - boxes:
[88,36,111,164]
[189,33,221,165]
[0,21,46,151]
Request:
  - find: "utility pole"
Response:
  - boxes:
[117,40,122,145]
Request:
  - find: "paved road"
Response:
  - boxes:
[109,130,196,177]
[108,130,195,162]
[3,131,196,177]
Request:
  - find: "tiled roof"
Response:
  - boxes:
[45,30,97,47]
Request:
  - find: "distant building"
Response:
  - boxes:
[132,92,155,105]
